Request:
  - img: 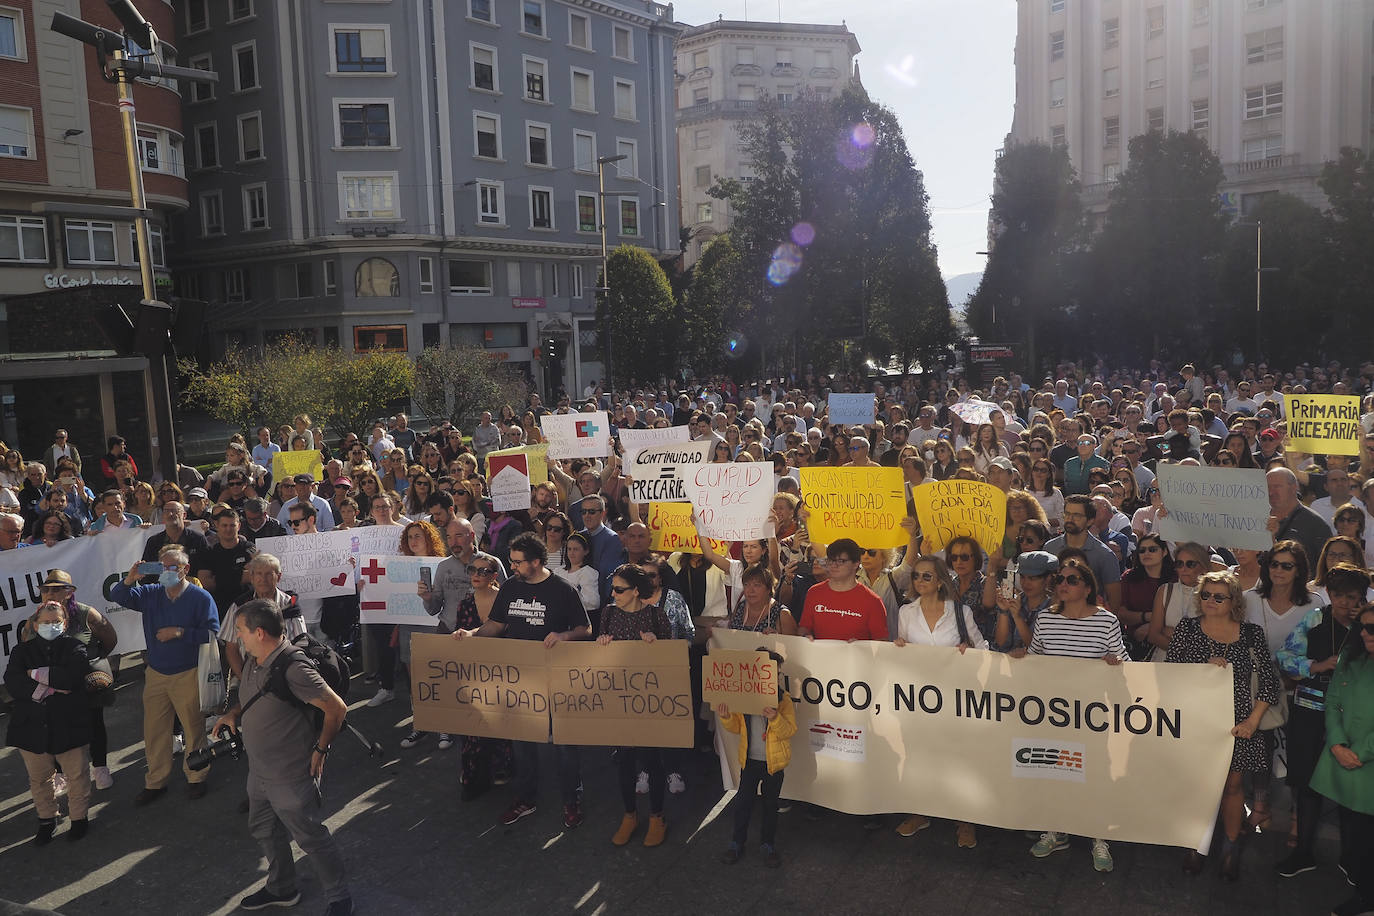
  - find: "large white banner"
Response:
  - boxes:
[628,440,712,504]
[357,554,443,626]
[709,629,1234,850]
[1156,464,1272,550]
[255,531,356,599]
[541,411,612,459]
[0,528,150,663]
[685,463,776,542]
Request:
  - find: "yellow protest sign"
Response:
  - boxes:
[912,479,1006,557]
[644,501,730,555]
[486,443,549,485]
[1285,394,1363,456]
[272,449,323,482]
[799,467,908,549]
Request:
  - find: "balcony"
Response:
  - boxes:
[809,67,840,78]
[731,63,762,76]
[677,98,763,121]
[771,64,800,77]
[1224,153,1303,179]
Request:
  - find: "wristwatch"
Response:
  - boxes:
[313,744,329,755]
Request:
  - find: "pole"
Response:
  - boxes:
[114,49,178,480]
[599,156,611,390]
[1254,220,1262,362]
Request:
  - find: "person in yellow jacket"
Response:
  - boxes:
[716,650,797,869]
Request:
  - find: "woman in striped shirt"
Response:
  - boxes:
[1024,558,1127,873]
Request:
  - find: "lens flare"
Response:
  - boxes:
[767,242,803,286]
[790,222,816,246]
[723,331,748,360]
[836,123,876,171]
[851,123,876,148]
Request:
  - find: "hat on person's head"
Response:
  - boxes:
[333,476,352,489]
[1259,428,1282,442]
[0,489,19,508]
[292,473,316,484]
[1017,551,1060,578]
[41,569,74,589]
[988,456,1014,472]
[187,487,208,499]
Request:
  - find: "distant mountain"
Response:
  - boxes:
[943,272,982,312]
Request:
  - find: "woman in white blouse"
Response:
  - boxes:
[892,555,987,848]
[553,532,601,614]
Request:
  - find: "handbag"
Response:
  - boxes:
[197,638,227,714]
[86,656,117,708]
[1249,605,1288,730]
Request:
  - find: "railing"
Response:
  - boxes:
[1227,153,1300,175]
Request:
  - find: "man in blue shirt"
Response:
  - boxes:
[111,546,220,804]
[576,494,624,606]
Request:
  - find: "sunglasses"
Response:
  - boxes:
[582,508,603,515]
[1018,535,1040,544]
[864,549,879,557]
[467,565,495,575]
[1199,591,1230,604]
[545,525,566,534]
[1053,574,1086,587]
[1362,622,1374,636]
[914,571,937,582]
[1139,544,1162,554]
[1179,559,1203,569]
[611,585,634,595]
[1268,560,1296,571]
[949,553,973,562]
[289,518,308,528]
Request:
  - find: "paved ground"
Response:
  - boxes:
[0,660,1355,916]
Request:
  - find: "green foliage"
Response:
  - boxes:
[178,336,413,439]
[683,233,753,375]
[595,244,678,387]
[1319,147,1374,357]
[412,344,529,429]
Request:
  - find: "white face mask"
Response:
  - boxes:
[37,622,65,641]
[159,568,182,588]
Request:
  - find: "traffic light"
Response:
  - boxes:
[544,337,559,361]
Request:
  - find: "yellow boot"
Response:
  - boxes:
[612,813,638,846]
[643,814,667,847]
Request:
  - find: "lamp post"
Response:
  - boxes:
[1236,219,1279,361]
[596,153,628,390]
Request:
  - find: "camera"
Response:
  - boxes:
[187,725,244,771]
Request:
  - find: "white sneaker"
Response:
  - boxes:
[172,734,185,755]
[635,771,649,795]
[92,766,114,790]
[366,688,395,707]
[52,773,68,797]
[437,734,455,750]
[667,773,687,795]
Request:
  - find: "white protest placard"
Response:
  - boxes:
[347,525,406,559]
[541,411,612,459]
[357,555,443,626]
[255,531,355,599]
[618,425,691,466]
[488,452,532,512]
[628,440,712,504]
[1156,464,1272,550]
[684,463,776,542]
[827,393,876,428]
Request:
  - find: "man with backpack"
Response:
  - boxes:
[213,599,352,916]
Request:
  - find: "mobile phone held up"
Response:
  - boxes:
[137,561,164,576]
[419,566,432,589]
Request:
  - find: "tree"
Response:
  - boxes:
[966,142,1084,375]
[595,244,678,388]
[682,233,755,377]
[412,344,529,430]
[1319,147,1374,358]
[1081,130,1227,362]
[865,237,955,376]
[178,336,413,438]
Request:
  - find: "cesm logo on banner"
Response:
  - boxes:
[1011,739,1086,782]
[809,722,865,762]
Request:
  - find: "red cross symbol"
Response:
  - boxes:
[360,559,386,584]
[575,420,600,438]
[360,601,387,613]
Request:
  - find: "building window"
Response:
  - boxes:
[695,165,712,187]
[570,263,584,298]
[418,257,434,294]
[615,138,637,178]
[139,135,161,170]
[133,225,166,268]
[200,190,224,236]
[1146,57,1164,89]
[530,188,553,229]
[195,123,218,168]
[228,0,253,22]
[524,56,547,101]
[525,122,550,165]
[471,44,497,92]
[1048,77,1066,108]
[1104,116,1120,147]
[186,0,208,33]
[225,268,248,302]
[738,84,756,102]
[469,0,493,23]
[0,105,33,158]
[1245,0,1280,9]
[569,11,590,49]
[1104,18,1119,49]
[323,260,337,295]
[571,68,594,112]
[505,262,522,297]
[1050,0,1066,11]
[737,46,754,66]
[354,325,406,352]
[614,79,636,120]
[334,27,388,73]
[1050,124,1067,147]
[474,113,501,159]
[521,0,544,37]
[1246,28,1283,64]
[619,198,639,236]
[693,128,710,150]
[573,130,595,171]
[1191,98,1210,131]
[189,53,214,101]
[576,192,598,232]
[696,202,713,223]
[449,259,492,294]
[1147,107,1165,132]
[613,26,633,60]
[1243,135,1283,161]
[776,87,794,104]
[64,220,117,264]
[1102,68,1119,98]
[340,173,397,219]
[1049,31,1064,60]
[477,180,504,224]
[0,215,47,263]
[1192,0,1210,25]
[775,49,791,66]
[548,263,560,298]
[692,86,709,106]
[1147,6,1164,39]
[1104,163,1120,183]
[337,101,393,147]
[1192,46,1210,76]
[233,41,257,91]
[238,112,263,160]
[243,184,268,230]
[1244,82,1283,119]
[277,263,314,299]
[355,258,399,297]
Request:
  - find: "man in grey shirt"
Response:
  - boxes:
[472,411,503,470]
[1045,494,1123,616]
[214,599,351,916]
[419,516,507,631]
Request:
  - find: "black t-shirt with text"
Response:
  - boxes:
[488,574,590,641]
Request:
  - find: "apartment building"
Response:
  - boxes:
[674,19,860,267]
[1007,0,1374,220]
[174,0,682,397]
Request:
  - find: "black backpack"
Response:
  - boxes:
[242,633,351,726]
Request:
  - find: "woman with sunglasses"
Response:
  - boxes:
[542,511,572,571]
[599,564,675,848]
[1333,504,1367,552]
[858,546,912,638]
[1145,542,1210,662]
[1119,533,1176,658]
[1023,559,1126,872]
[893,555,987,845]
[553,533,601,616]
[453,486,488,545]
[1308,602,1374,916]
[403,473,435,519]
[1166,571,1280,880]
[928,439,958,481]
[1026,458,1065,532]
[944,537,995,644]
[450,556,515,797]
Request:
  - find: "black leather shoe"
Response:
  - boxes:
[134,786,167,806]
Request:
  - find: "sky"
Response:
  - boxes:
[669,0,1019,282]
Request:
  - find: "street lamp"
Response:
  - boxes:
[596,154,628,390]
[1236,219,1280,361]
